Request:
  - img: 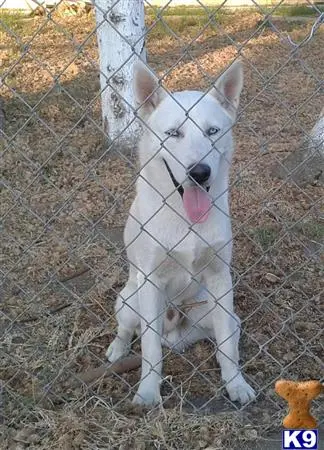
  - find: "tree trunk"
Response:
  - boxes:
[274,107,324,186]
[94,0,146,153]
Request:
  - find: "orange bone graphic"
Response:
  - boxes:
[275,380,323,429]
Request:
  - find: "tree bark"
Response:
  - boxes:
[274,107,324,186]
[94,0,146,153]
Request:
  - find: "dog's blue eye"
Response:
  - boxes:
[165,129,181,138]
[207,127,220,136]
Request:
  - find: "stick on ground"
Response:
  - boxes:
[70,355,142,387]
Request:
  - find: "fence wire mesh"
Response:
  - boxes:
[1,0,323,448]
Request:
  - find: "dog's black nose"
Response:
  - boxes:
[188,163,211,185]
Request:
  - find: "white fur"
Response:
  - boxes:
[106,60,256,406]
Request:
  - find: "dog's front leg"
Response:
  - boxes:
[132,272,164,406]
[205,267,255,404]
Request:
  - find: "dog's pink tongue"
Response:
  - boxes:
[183,186,211,223]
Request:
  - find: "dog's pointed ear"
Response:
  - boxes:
[134,61,166,117]
[210,60,243,119]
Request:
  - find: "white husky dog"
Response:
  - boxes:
[106,60,255,406]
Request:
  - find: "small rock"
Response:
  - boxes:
[134,439,145,450]
[9,444,25,450]
[13,428,40,444]
[244,428,258,439]
[11,287,21,295]
[264,273,280,283]
[27,434,41,444]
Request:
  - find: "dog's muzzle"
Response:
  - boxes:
[163,160,211,198]
[187,163,211,186]
[163,159,212,223]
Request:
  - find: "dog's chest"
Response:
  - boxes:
[157,234,215,278]
[172,242,213,271]
[154,238,214,302]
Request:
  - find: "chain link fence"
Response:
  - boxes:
[1,0,323,448]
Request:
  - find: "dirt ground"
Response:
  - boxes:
[1,5,323,449]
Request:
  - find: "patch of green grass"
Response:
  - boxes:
[292,221,324,242]
[264,4,324,17]
[146,6,227,39]
[0,10,27,33]
[251,226,278,251]
[147,15,215,39]
[147,3,324,19]
[147,5,223,17]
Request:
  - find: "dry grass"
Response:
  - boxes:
[1,5,323,449]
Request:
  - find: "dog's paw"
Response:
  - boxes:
[132,384,161,406]
[106,338,129,363]
[226,375,256,404]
